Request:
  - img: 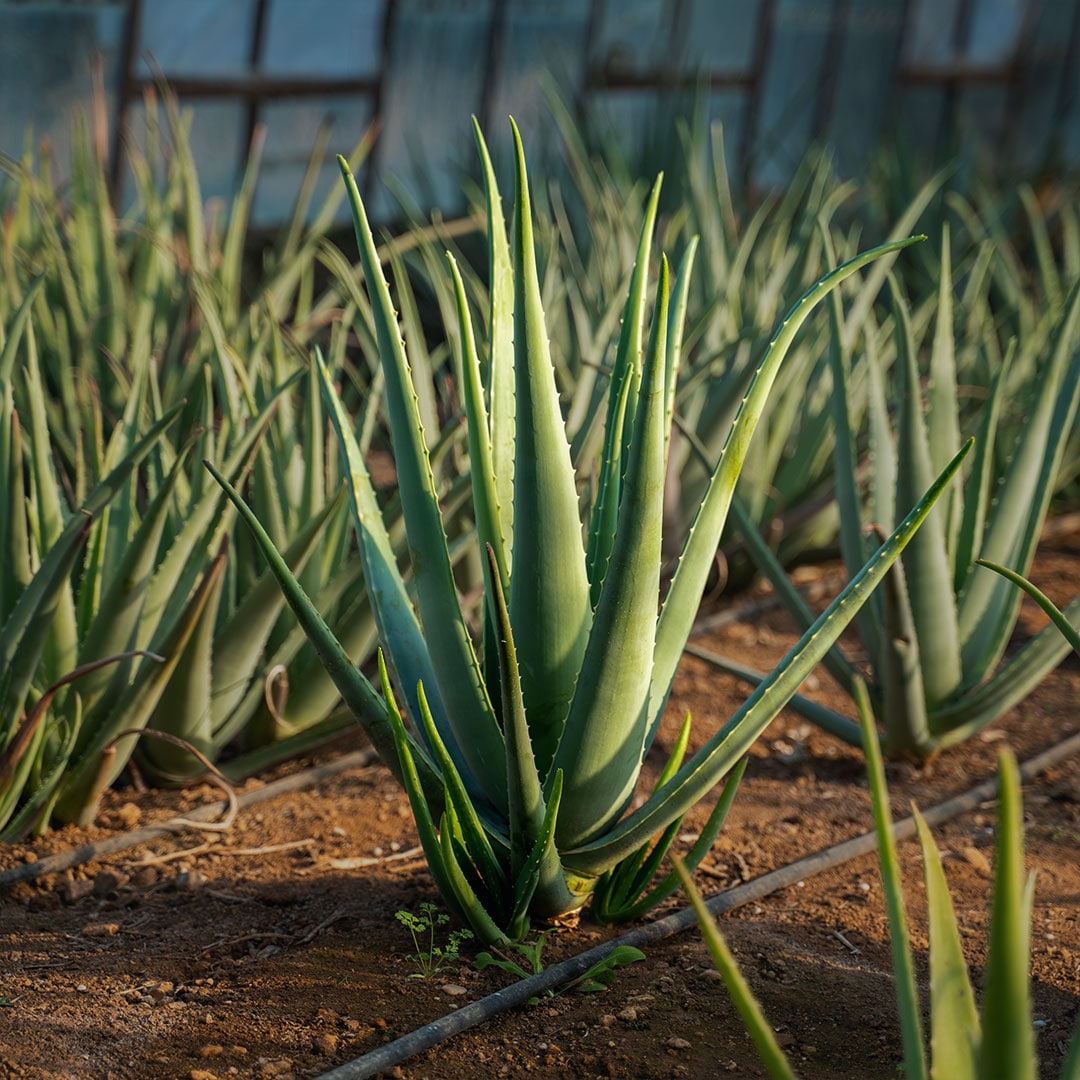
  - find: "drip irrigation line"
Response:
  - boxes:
[0,748,376,890]
[315,726,1080,1080]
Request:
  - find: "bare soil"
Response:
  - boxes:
[2,534,1079,1080]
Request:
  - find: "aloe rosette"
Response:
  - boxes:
[211,120,968,944]
[724,225,1080,760]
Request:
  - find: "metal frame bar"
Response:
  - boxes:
[109,0,1080,206]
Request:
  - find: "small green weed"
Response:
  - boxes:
[475,932,645,1000]
[395,902,473,979]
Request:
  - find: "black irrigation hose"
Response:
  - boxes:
[315,726,1080,1080]
[0,748,376,890]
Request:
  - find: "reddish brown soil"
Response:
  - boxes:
[2,535,1079,1080]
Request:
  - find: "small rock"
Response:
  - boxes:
[440,984,467,996]
[599,1015,617,1028]
[175,869,207,892]
[668,1037,691,1050]
[189,1071,217,1080]
[93,869,129,896]
[314,1034,338,1055]
[962,846,992,876]
[60,878,95,904]
[114,802,142,828]
[699,968,724,983]
[21,851,37,864]
[258,1060,294,1078]
[81,922,120,937]
[617,1006,638,1022]
[199,1045,225,1058]
[130,866,159,889]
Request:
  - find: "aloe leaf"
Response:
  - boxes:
[140,544,228,782]
[448,254,508,593]
[161,87,208,277]
[205,459,418,793]
[379,656,508,945]
[508,768,567,929]
[474,121,514,554]
[647,236,927,747]
[22,325,77,679]
[551,257,669,849]
[77,437,197,709]
[0,410,31,625]
[672,858,798,1080]
[926,226,962,559]
[138,375,297,651]
[568,437,970,876]
[608,756,747,924]
[312,353,480,784]
[414,679,507,897]
[877,552,932,758]
[663,236,698,456]
[585,174,662,604]
[52,548,227,824]
[1019,185,1062,315]
[726,491,860,695]
[209,485,345,730]
[0,516,91,730]
[913,809,978,1080]
[1062,1015,1080,1080]
[221,125,265,322]
[892,276,962,706]
[928,597,1080,747]
[379,661,472,926]
[976,751,1034,1080]
[504,120,593,775]
[821,227,880,661]
[593,714,694,916]
[841,165,949,350]
[958,284,1080,672]
[337,155,505,806]
[0,404,180,726]
[682,648,864,745]
[859,679,927,1080]
[976,560,1080,654]
[486,544,571,919]
[865,322,897,538]
[953,341,1013,596]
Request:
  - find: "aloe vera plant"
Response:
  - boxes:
[677,688,1080,1080]
[212,120,968,944]
[725,226,1080,759]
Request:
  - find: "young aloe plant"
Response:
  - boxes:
[725,226,1080,759]
[676,690,1080,1080]
[211,119,968,944]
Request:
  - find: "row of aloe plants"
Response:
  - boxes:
[4,94,1078,844]
[0,89,405,836]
